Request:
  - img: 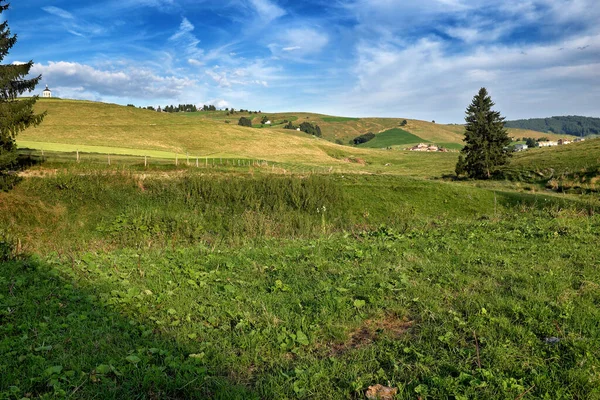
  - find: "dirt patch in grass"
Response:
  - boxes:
[330,315,413,356]
[342,157,366,165]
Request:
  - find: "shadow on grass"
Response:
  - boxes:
[0,256,258,399]
[0,151,47,191]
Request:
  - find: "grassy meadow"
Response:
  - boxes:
[1,99,600,399]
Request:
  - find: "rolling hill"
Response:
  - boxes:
[24,99,569,159]
[357,128,427,148]
[19,99,462,177]
[505,115,600,136]
[21,99,357,165]
[506,137,600,173]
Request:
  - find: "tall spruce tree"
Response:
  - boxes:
[0,1,45,171]
[457,88,510,179]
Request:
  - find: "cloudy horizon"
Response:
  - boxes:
[6,0,600,123]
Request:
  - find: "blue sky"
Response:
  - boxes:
[5,0,600,122]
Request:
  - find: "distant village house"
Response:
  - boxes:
[514,144,528,151]
[408,143,448,152]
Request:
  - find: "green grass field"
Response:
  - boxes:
[359,128,428,148]
[2,98,599,399]
[320,116,360,122]
[499,139,600,194]
[2,169,599,399]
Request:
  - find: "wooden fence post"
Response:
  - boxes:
[175,155,178,166]
[108,154,111,165]
[196,157,199,167]
[145,155,147,167]
[76,150,80,162]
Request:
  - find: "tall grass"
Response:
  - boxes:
[2,168,596,254]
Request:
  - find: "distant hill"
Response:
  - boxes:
[358,128,426,148]
[504,116,600,137]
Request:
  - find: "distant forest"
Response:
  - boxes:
[504,116,600,137]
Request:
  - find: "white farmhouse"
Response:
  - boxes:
[514,144,528,152]
[42,85,52,98]
[538,141,558,147]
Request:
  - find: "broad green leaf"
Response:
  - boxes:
[44,365,63,375]
[296,330,309,346]
[95,364,111,374]
[125,355,141,364]
[353,299,366,309]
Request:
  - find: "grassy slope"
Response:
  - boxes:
[19,99,469,177]
[191,109,464,145]
[507,138,600,173]
[20,100,355,165]
[498,138,600,193]
[358,128,427,148]
[26,99,566,155]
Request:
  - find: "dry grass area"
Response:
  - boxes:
[20,99,464,177]
[22,100,356,164]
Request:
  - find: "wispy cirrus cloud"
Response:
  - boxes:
[169,17,203,59]
[268,28,329,60]
[248,0,286,22]
[41,5,106,37]
[42,6,75,20]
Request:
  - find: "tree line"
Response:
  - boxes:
[162,104,199,113]
[504,116,600,137]
[284,121,322,137]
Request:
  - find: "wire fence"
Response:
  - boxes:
[16,148,342,175]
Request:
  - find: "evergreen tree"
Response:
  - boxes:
[0,1,45,171]
[238,117,252,127]
[458,88,511,179]
[352,132,375,145]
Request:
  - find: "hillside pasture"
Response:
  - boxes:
[358,128,428,148]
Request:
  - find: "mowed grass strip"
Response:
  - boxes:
[17,140,182,159]
[320,116,360,122]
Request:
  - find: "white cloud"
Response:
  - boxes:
[40,5,106,37]
[169,17,203,59]
[30,61,198,100]
[248,0,286,22]
[170,17,194,41]
[199,98,231,109]
[269,28,329,58]
[339,33,600,121]
[188,58,204,66]
[42,6,75,19]
[205,60,278,88]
